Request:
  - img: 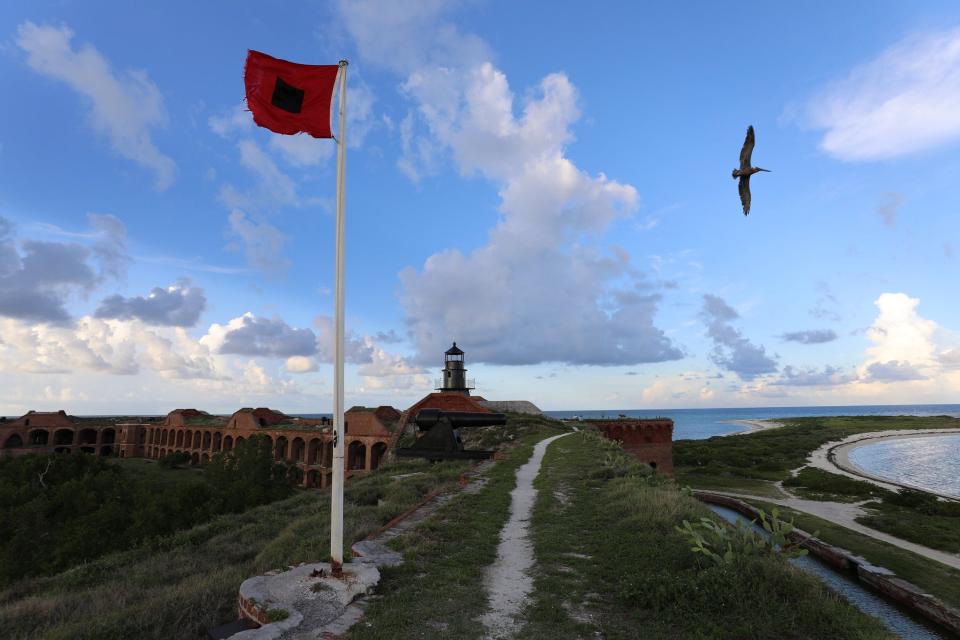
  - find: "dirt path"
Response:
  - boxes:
[480,433,571,639]
[707,489,960,570]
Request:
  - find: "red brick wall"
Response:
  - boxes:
[595,419,674,474]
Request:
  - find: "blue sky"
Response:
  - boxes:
[1,1,959,414]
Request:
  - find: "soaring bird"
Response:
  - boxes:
[732,125,770,216]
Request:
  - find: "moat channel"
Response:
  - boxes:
[708,505,952,640]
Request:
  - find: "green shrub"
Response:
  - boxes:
[676,507,812,566]
[158,451,191,468]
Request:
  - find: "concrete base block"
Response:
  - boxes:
[231,562,380,639]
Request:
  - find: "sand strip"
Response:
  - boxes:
[722,419,785,436]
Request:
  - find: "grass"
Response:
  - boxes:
[0,457,467,640]
[747,499,960,611]
[678,472,787,498]
[342,421,568,640]
[106,457,204,488]
[783,467,891,503]
[857,492,960,554]
[676,415,960,556]
[516,432,894,640]
[342,427,892,639]
[674,415,960,482]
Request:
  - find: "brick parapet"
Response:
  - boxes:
[594,419,675,474]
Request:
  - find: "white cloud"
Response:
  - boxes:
[337,4,677,367]
[209,103,252,137]
[269,134,335,167]
[226,209,290,273]
[337,0,491,75]
[237,140,298,206]
[285,355,318,373]
[16,22,176,189]
[806,26,960,161]
[862,293,938,371]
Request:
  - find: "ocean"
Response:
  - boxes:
[848,434,960,499]
[543,404,960,440]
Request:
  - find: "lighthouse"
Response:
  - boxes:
[435,342,475,394]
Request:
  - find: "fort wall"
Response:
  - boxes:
[594,418,675,474]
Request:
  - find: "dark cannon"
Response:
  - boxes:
[395,409,507,461]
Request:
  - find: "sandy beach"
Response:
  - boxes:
[723,419,785,435]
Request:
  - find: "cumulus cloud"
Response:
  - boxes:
[0,214,127,324]
[337,0,491,74]
[313,315,375,364]
[210,314,317,358]
[876,192,902,228]
[0,316,216,379]
[95,280,206,327]
[374,329,403,344]
[338,4,679,367]
[863,293,937,368]
[780,329,838,344]
[863,360,928,382]
[16,22,176,189]
[806,26,960,161]
[285,355,318,374]
[700,295,777,380]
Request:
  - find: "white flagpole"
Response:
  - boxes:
[330,59,348,575]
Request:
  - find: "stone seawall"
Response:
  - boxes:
[695,491,960,636]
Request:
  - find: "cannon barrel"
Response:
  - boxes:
[414,408,507,430]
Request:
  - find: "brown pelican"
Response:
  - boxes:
[732,125,769,216]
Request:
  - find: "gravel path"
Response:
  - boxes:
[480,433,571,639]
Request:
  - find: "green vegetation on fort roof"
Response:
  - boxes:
[346,429,891,639]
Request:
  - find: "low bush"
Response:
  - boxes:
[783,467,890,501]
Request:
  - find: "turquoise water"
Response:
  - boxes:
[544,404,960,440]
[848,434,960,499]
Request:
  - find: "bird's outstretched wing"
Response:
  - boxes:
[738,175,751,215]
[739,125,755,171]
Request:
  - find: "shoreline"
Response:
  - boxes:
[809,429,960,500]
[723,418,785,435]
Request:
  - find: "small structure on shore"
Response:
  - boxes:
[594,417,675,474]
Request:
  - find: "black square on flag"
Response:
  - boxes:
[272,76,305,114]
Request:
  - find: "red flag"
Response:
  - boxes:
[244,50,339,138]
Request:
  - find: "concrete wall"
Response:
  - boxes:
[475,400,542,415]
